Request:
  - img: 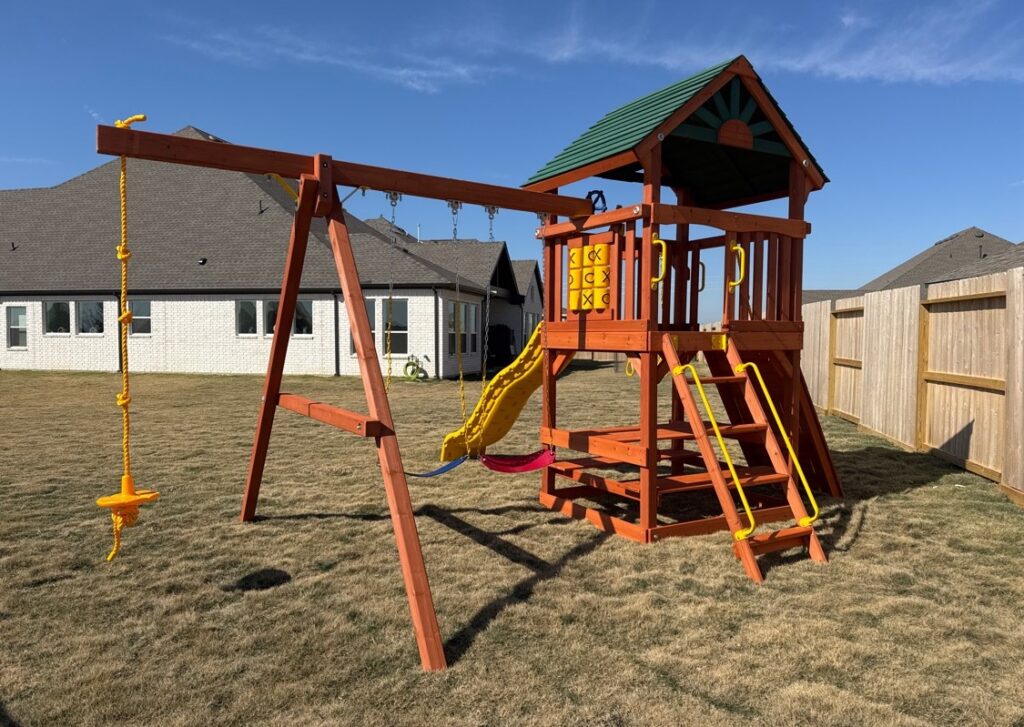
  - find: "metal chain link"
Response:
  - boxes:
[384,192,402,392]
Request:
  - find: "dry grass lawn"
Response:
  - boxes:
[2,365,1023,726]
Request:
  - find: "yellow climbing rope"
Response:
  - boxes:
[95,114,159,561]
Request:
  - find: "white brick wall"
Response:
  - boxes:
[1,290,465,378]
[438,289,485,379]
[1,297,119,371]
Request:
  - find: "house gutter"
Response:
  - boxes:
[432,287,440,379]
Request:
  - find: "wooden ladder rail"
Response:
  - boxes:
[660,336,764,582]
[726,341,827,565]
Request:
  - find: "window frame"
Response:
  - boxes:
[75,300,105,336]
[6,305,28,349]
[42,300,71,337]
[293,299,314,338]
[382,298,409,355]
[264,298,315,338]
[128,299,152,336]
[351,297,376,355]
[235,300,258,337]
[447,300,480,357]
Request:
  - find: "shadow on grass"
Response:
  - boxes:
[0,702,22,727]
[443,530,610,665]
[222,568,292,592]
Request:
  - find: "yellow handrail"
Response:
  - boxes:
[728,241,745,291]
[735,361,820,526]
[650,238,667,289]
[674,363,757,540]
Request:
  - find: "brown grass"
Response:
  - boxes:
[1,365,1023,726]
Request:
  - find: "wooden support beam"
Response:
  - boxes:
[652,204,810,238]
[277,393,384,437]
[523,149,641,193]
[97,125,592,217]
[241,176,318,523]
[537,205,647,238]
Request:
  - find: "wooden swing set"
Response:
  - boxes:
[96,56,843,672]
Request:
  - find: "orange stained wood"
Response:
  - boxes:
[717,119,754,149]
[97,125,592,217]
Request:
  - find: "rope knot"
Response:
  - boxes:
[116,245,132,261]
[118,310,133,324]
[116,392,132,408]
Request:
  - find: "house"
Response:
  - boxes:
[0,127,542,378]
[804,226,1017,303]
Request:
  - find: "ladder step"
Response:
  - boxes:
[744,525,814,556]
[683,374,746,385]
[657,466,789,494]
[706,422,767,439]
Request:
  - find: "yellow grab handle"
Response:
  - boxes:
[736,361,820,526]
[698,260,706,292]
[728,242,745,291]
[624,358,636,377]
[114,114,147,129]
[650,238,667,289]
[675,363,757,540]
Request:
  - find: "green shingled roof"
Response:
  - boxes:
[526,58,737,186]
[526,57,827,198]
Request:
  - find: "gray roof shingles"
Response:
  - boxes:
[858,227,1015,292]
[0,128,497,296]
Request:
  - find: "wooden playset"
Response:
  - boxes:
[96,56,842,671]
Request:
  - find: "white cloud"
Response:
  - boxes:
[1011,179,1024,187]
[83,105,102,122]
[164,25,503,93]
[430,0,1024,85]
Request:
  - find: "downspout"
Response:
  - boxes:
[333,293,341,376]
[433,287,440,379]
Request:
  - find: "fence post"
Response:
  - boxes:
[915,285,930,452]
[1001,267,1024,505]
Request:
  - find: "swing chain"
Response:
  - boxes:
[448,200,462,239]
[485,205,498,242]
[384,192,402,392]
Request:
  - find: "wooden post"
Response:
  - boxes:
[240,176,319,522]
[638,148,661,534]
[785,161,807,452]
[541,212,559,497]
[1002,267,1024,501]
[326,190,447,671]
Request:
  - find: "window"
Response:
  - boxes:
[265,299,314,337]
[129,300,152,335]
[465,302,478,354]
[6,306,27,348]
[236,301,257,335]
[446,300,479,355]
[383,298,408,354]
[76,301,104,334]
[44,301,70,334]
[294,300,313,336]
[351,297,375,354]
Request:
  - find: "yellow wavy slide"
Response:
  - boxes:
[440,323,563,461]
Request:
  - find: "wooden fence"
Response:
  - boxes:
[801,267,1024,504]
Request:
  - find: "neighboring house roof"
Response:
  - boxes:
[525,55,826,207]
[930,242,1024,283]
[365,216,521,297]
[858,227,1016,292]
[802,289,859,304]
[0,128,492,296]
[511,260,542,299]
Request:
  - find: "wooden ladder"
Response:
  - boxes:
[660,335,827,582]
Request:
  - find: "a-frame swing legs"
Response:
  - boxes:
[239,175,446,672]
[241,176,318,521]
[325,191,447,671]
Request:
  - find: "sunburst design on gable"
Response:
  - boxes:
[672,76,791,157]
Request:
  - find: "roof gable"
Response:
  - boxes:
[525,56,826,207]
[859,227,1015,292]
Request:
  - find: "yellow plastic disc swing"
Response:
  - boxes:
[95,114,159,561]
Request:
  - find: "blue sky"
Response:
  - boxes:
[2,0,1022,308]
